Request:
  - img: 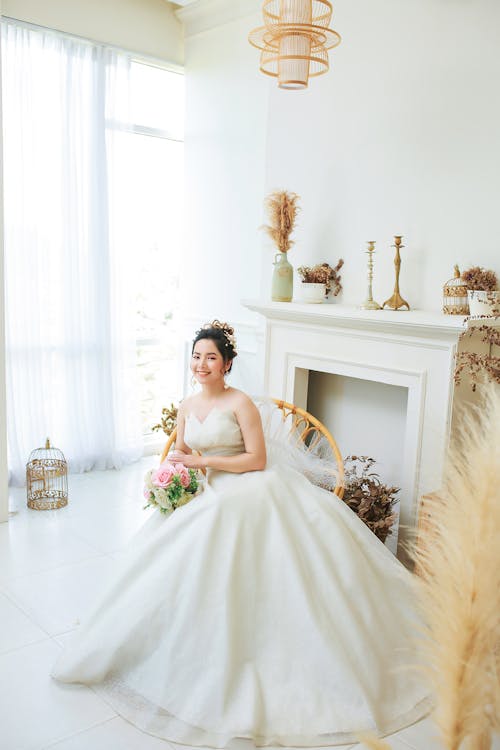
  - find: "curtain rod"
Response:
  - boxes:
[1,15,184,74]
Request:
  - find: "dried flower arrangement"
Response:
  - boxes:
[411,384,500,750]
[151,403,178,436]
[461,266,498,291]
[297,260,344,297]
[342,456,399,543]
[454,323,500,392]
[262,190,300,254]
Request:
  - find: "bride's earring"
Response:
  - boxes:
[223,370,229,390]
[190,375,197,389]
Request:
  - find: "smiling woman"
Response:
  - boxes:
[52,319,432,747]
[168,320,266,475]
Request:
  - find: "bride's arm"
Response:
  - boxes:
[171,399,266,473]
[172,403,191,456]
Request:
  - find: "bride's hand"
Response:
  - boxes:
[169,450,187,461]
[169,452,206,469]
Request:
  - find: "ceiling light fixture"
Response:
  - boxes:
[248,0,341,90]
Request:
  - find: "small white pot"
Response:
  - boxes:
[467,289,500,317]
[300,282,326,303]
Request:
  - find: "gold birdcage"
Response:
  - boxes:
[26,438,68,510]
[443,264,469,315]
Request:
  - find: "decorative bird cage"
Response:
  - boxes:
[443,264,469,315]
[26,438,68,510]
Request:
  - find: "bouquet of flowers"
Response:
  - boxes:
[143,460,200,515]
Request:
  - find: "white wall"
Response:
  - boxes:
[307,372,408,489]
[2,0,183,63]
[180,11,269,391]
[183,0,500,316]
[264,0,500,309]
[307,372,408,553]
[182,11,269,327]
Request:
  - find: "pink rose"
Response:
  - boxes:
[152,463,175,488]
[176,464,191,488]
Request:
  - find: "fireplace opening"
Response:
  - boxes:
[306,371,409,553]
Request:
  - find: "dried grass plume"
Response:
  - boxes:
[413,383,500,750]
[262,190,300,254]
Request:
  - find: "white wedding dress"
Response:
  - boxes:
[52,407,432,747]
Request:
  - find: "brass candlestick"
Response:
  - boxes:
[360,241,381,310]
[382,235,410,311]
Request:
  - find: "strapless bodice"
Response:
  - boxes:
[184,408,245,457]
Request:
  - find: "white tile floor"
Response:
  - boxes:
[0,458,498,750]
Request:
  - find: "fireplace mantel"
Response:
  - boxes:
[242,299,464,560]
[243,300,466,339]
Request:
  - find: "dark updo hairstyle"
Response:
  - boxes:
[192,320,238,373]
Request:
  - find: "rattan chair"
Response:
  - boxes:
[160,398,344,499]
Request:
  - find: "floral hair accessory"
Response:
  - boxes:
[202,320,238,355]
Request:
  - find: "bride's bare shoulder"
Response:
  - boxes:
[178,395,200,416]
[228,390,259,416]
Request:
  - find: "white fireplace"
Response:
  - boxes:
[243,300,465,559]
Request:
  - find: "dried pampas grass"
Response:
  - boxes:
[414,384,500,750]
[262,190,300,254]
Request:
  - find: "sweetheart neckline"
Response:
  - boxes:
[186,406,236,426]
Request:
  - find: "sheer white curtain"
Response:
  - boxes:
[2,19,143,484]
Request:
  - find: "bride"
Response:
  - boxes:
[52,320,431,747]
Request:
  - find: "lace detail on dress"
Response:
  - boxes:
[94,673,433,748]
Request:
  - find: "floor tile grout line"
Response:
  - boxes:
[1,588,56,638]
[40,714,119,749]
[8,486,146,512]
[0,634,53,657]
[59,523,131,554]
[1,462,153,650]
[0,551,110,590]
[50,625,81,640]
[2,528,143,588]
[2,556,117,637]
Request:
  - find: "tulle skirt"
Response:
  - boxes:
[52,460,431,747]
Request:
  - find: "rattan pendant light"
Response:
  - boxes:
[248,0,341,89]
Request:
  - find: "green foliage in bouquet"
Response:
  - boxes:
[342,456,399,543]
[144,462,200,515]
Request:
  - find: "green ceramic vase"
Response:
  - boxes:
[271,253,293,302]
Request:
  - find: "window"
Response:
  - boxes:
[2,18,185,480]
[107,61,185,441]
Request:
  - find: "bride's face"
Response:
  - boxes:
[191,339,226,386]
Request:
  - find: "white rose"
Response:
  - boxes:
[154,488,173,512]
[144,470,155,490]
